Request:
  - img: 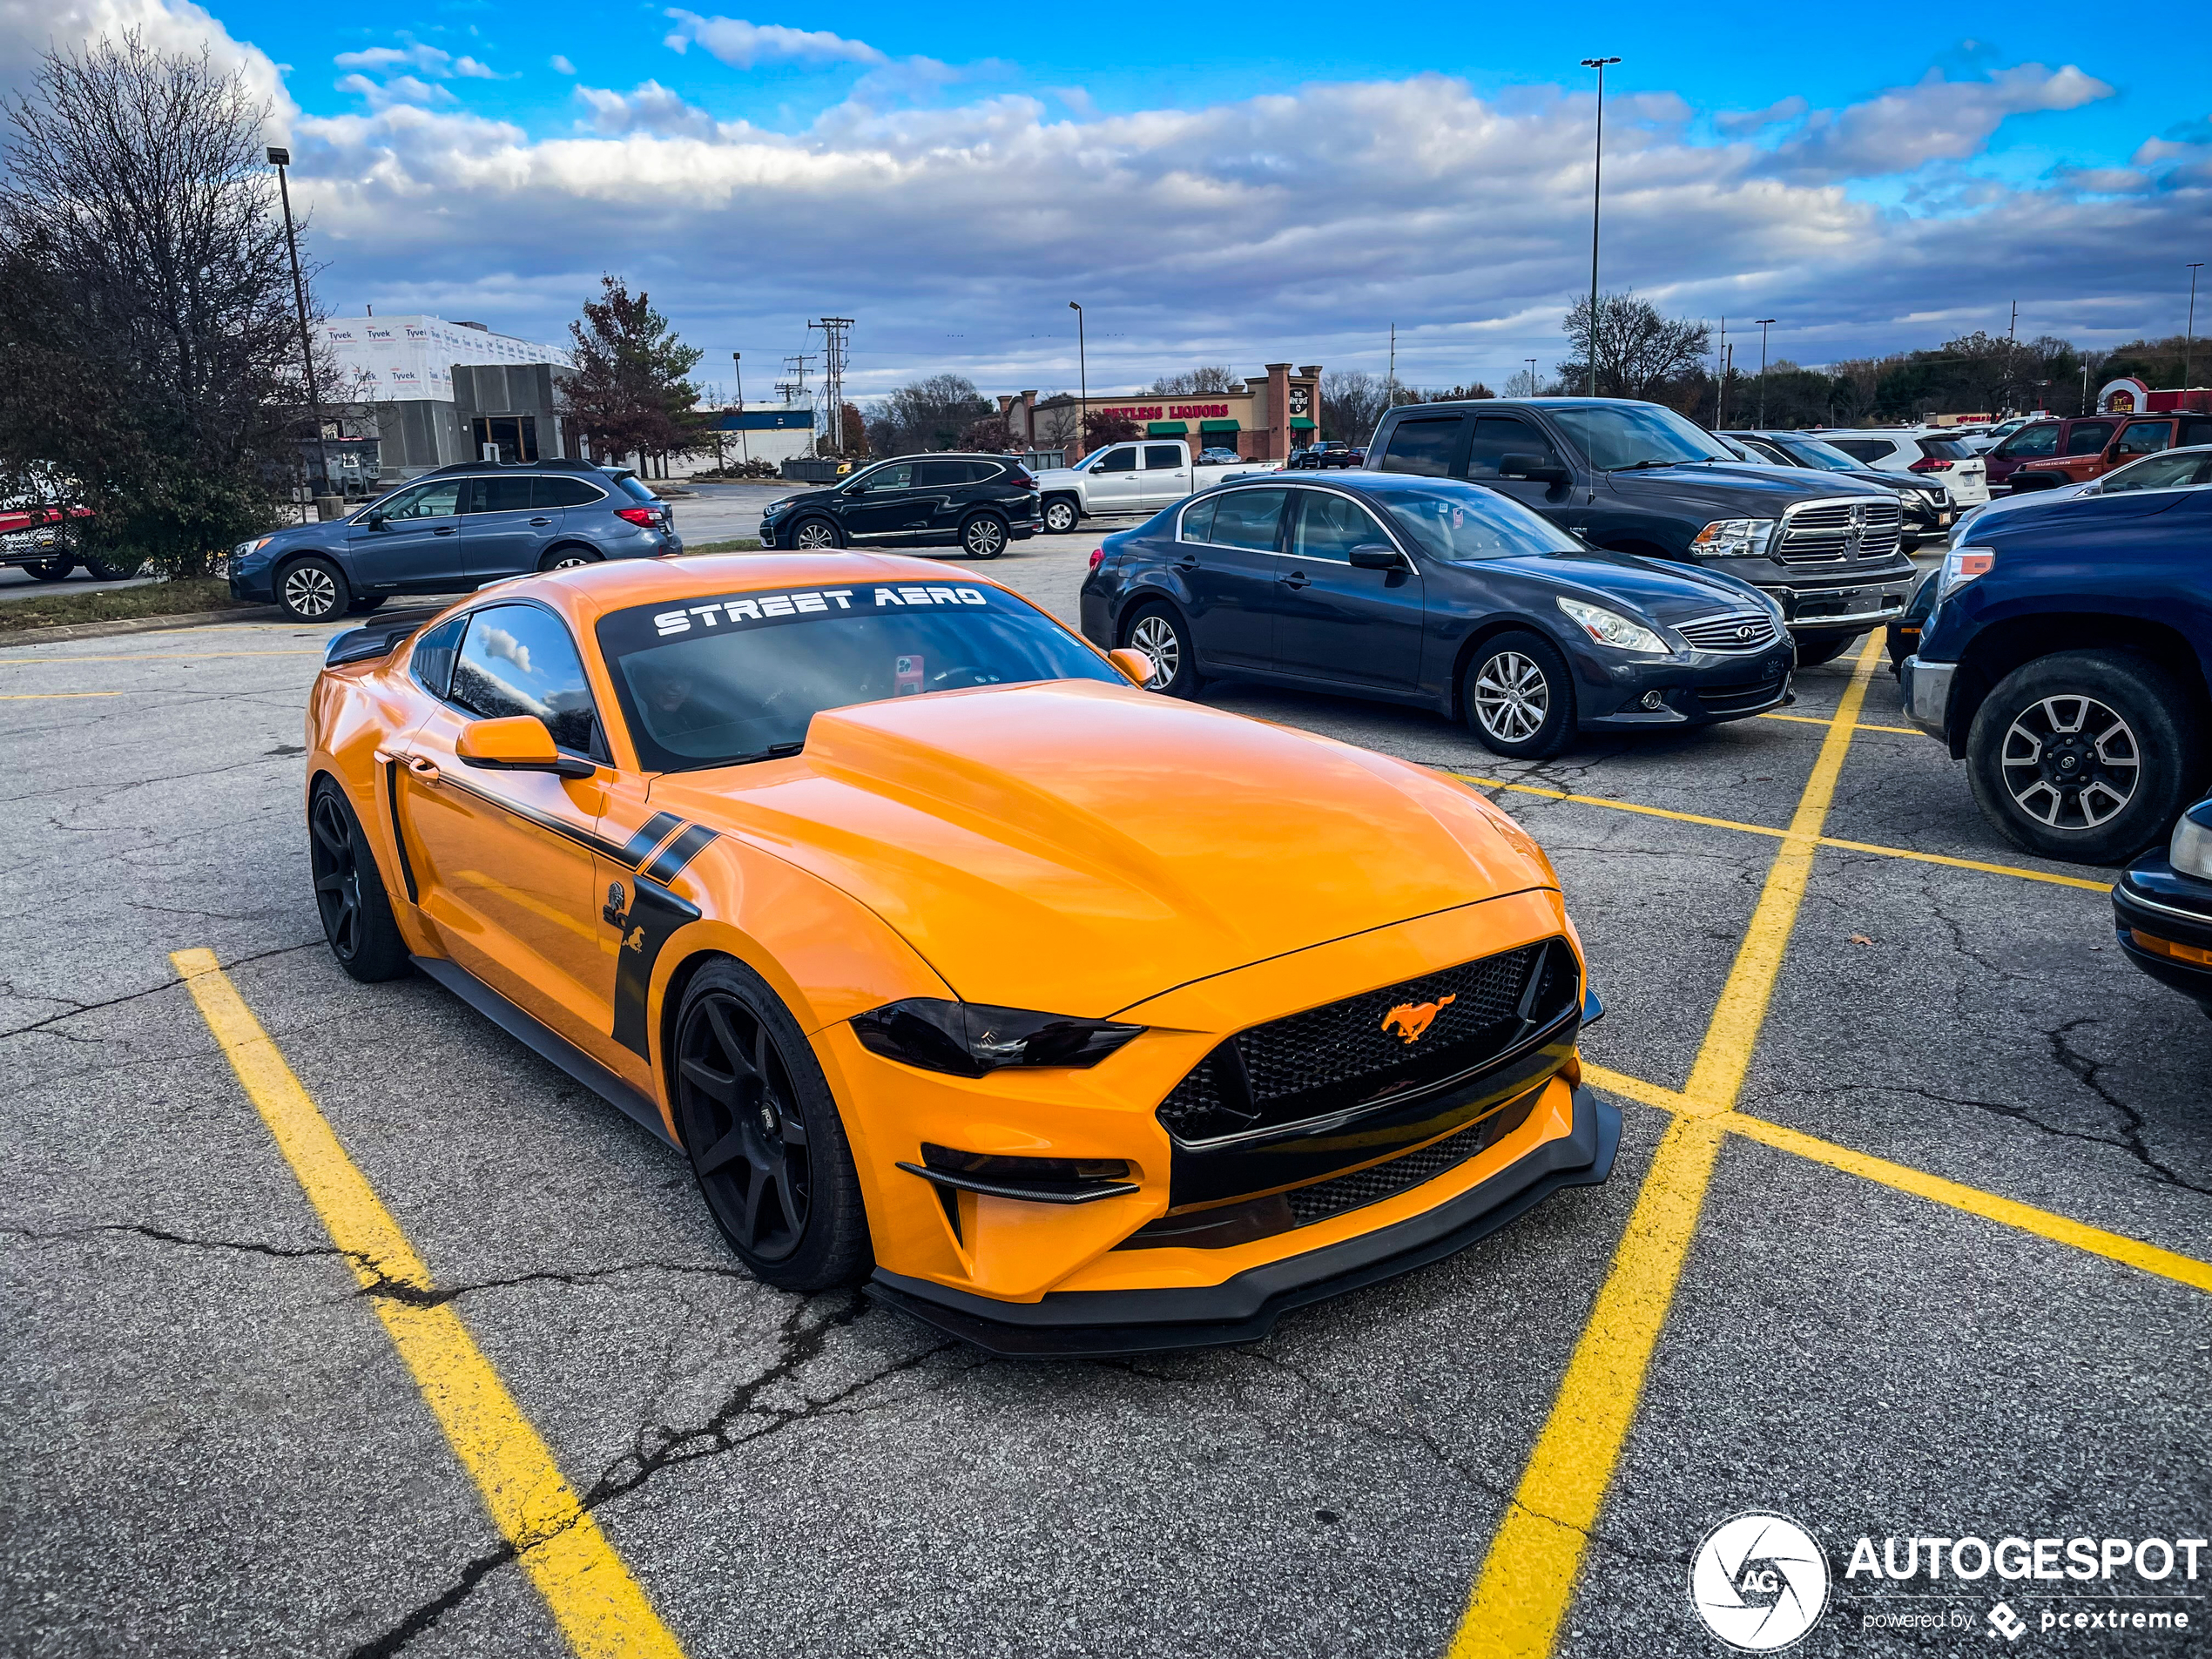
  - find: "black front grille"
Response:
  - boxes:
[1697,679,1785,714]
[1677,612,1779,652]
[1157,938,1575,1146]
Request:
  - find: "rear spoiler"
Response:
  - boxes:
[324,605,451,668]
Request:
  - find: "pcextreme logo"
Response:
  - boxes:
[1689,1513,1831,1651]
[1381,995,1454,1043]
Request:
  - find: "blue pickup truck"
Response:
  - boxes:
[1900,484,2212,865]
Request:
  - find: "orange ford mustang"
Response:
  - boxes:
[305,553,1616,1353]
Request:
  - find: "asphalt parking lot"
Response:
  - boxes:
[4,525,2207,1658]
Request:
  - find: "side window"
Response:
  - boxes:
[1377,416,1466,477]
[1996,424,2059,458]
[465,476,534,515]
[1209,488,1286,552]
[964,461,1007,483]
[1143,444,1184,470]
[913,459,967,487]
[1828,439,1891,463]
[1179,496,1217,543]
[2107,452,2202,492]
[534,476,601,509]
[1093,448,1137,474]
[1291,491,1389,562]
[1463,415,1561,478]
[449,604,599,755]
[2063,421,2114,456]
[2115,421,2172,456]
[409,614,466,699]
[860,462,914,490]
[388,478,462,519]
[2181,420,2212,449]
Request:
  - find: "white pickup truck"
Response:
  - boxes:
[1034,439,1276,533]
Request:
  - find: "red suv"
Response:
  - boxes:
[2009,412,2212,492]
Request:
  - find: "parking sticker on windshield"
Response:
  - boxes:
[637,583,994,640]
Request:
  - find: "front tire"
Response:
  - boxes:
[1463,630,1575,759]
[21,554,74,582]
[789,517,843,550]
[1793,631,1859,668]
[1966,651,2198,865]
[1122,602,1203,698]
[307,780,410,982]
[277,556,349,623]
[1042,497,1079,535]
[961,514,1008,558]
[672,960,870,1291]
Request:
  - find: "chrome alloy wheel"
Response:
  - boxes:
[1473,651,1549,743]
[962,516,1006,557]
[547,552,592,570]
[792,520,838,550]
[282,563,339,618]
[1129,614,1180,689]
[2000,694,2140,831]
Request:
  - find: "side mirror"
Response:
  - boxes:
[1348,543,1402,570]
[455,715,597,779]
[363,510,388,529]
[1500,454,1570,486]
[1106,647,1155,687]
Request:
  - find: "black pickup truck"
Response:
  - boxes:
[1364,397,1916,664]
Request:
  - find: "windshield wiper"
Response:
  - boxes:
[680,740,805,772]
[1606,458,1677,471]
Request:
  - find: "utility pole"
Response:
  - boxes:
[266,146,329,512]
[1069,302,1086,454]
[1579,55,1620,398]
[1525,357,1539,398]
[1755,318,1775,428]
[732,352,748,467]
[1387,323,1397,407]
[810,318,852,454]
[2187,264,2204,393]
[2081,359,2090,415]
[2006,299,2020,414]
[1715,317,1728,428]
[1717,343,1733,428]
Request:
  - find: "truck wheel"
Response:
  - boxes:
[1463,631,1575,759]
[1966,651,2198,866]
[1122,603,1202,698]
[1793,631,1859,667]
[21,554,75,582]
[1042,497,1079,535]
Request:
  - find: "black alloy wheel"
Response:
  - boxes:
[22,554,74,581]
[1793,631,1859,667]
[672,961,868,1290]
[538,547,600,572]
[790,518,841,550]
[1122,602,1202,698]
[961,514,1008,558]
[1042,498,1078,534]
[278,556,349,623]
[307,781,409,981]
[1464,630,1575,759]
[1966,650,2198,865]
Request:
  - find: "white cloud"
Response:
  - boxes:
[574,79,721,138]
[549,53,576,75]
[1757,64,2114,181]
[335,71,454,109]
[334,39,499,80]
[661,10,883,69]
[0,0,292,125]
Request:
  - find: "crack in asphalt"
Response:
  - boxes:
[2,1219,361,1265]
[0,940,320,1041]
[2042,1017,2206,1194]
[353,1258,764,1309]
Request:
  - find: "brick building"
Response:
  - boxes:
[999,363,1322,462]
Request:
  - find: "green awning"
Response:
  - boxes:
[1199,418,1240,431]
[1289,416,1318,430]
[1146,421,1189,435]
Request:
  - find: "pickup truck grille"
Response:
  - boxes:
[1776,497,1903,565]
[1676,612,1779,652]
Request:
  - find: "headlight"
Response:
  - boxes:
[851,999,1144,1077]
[1689,517,1777,559]
[2172,801,2212,880]
[1938,543,1994,600]
[1556,596,1668,654]
[763,498,792,516]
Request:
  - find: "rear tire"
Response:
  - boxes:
[538,546,600,572]
[1793,631,1859,667]
[78,554,138,582]
[1042,497,1079,535]
[1966,650,2198,866]
[672,960,871,1292]
[1463,630,1575,759]
[277,556,349,623]
[22,555,74,582]
[307,780,410,982]
[961,514,1008,558]
[1122,602,1203,698]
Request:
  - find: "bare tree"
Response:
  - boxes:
[1320,370,1389,445]
[1559,293,1711,401]
[866,373,991,455]
[1147,366,1236,395]
[0,32,310,572]
[1033,395,1083,450]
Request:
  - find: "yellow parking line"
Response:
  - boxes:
[1451,774,2107,894]
[0,691,126,699]
[1452,632,1885,1659]
[171,950,685,1659]
[1759,711,1920,737]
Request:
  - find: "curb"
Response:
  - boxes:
[0,606,278,650]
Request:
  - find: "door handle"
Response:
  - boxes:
[404,755,441,782]
[1280,571,1312,590]
[1173,555,1199,571]
[529,516,552,526]
[433,526,457,536]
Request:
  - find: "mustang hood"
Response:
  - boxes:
[651,681,1554,1018]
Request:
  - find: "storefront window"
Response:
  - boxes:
[470,415,541,463]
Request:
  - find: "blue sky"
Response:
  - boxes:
[5,0,2209,400]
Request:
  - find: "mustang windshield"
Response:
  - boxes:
[1378,482,1582,562]
[597,581,1122,772]
[1551,404,1728,471]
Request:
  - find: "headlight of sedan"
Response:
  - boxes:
[1689,517,1777,559]
[1938,543,1994,600]
[1556,596,1668,654]
[852,999,1144,1077]
[2172,801,2212,880]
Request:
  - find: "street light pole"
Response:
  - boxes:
[1069,301,1087,455]
[2187,263,2204,393]
[1755,318,1775,428]
[1578,55,1621,398]
[1525,357,1539,398]
[732,352,748,468]
[266,146,328,513]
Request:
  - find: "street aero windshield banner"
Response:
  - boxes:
[600,583,1001,653]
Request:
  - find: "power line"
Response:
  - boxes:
[812,318,853,451]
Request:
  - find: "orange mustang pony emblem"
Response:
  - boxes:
[1381,994,1455,1044]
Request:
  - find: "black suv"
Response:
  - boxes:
[759,454,1041,558]
[1367,398,1916,664]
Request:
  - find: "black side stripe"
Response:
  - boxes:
[612,876,701,1058]
[384,759,420,903]
[431,769,633,863]
[640,823,718,885]
[619,810,684,868]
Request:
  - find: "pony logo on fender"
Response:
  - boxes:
[1382,995,1455,1043]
